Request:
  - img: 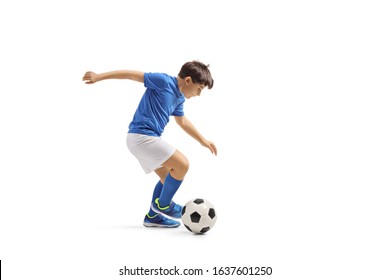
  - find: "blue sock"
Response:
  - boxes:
[147,181,163,217]
[158,173,183,207]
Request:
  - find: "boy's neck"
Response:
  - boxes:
[176,76,185,92]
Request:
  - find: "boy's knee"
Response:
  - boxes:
[164,150,190,179]
[181,157,190,174]
[175,157,189,178]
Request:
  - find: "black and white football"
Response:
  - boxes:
[181,198,217,234]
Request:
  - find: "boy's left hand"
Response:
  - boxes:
[202,140,217,155]
[82,71,98,84]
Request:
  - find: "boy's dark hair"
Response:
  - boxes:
[178,61,214,89]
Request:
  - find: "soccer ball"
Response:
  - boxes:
[181,198,217,234]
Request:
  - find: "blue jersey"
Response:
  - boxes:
[128,72,185,137]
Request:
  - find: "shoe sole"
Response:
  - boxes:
[143,222,180,228]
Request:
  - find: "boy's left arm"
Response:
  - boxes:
[174,116,217,155]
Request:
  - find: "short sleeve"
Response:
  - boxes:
[172,102,184,116]
[144,72,168,91]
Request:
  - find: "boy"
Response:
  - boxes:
[82,61,217,228]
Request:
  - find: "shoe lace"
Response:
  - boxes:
[172,202,182,214]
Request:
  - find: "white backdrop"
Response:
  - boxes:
[1,0,389,279]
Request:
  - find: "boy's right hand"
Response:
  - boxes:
[82,71,98,84]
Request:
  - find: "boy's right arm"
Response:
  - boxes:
[82,70,144,84]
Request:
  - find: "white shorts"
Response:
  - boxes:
[126,133,175,174]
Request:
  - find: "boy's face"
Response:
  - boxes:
[182,77,205,99]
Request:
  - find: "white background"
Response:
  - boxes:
[1,0,389,279]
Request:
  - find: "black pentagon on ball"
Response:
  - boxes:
[200,227,210,233]
[190,212,201,223]
[193,198,204,204]
[208,208,216,219]
[182,206,186,215]
[185,225,193,232]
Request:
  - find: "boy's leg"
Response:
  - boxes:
[144,166,180,228]
[151,150,189,218]
[154,166,170,183]
[162,150,189,181]
[158,150,189,206]
[146,180,163,217]
[147,167,170,217]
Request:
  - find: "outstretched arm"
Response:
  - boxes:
[174,116,217,155]
[82,70,144,84]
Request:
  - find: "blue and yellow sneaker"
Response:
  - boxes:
[151,198,183,219]
[143,213,180,228]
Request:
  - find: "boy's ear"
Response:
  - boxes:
[184,76,192,85]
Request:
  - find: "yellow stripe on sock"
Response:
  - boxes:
[146,213,159,219]
[155,198,170,210]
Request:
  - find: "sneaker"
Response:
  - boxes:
[143,213,180,228]
[151,198,183,219]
